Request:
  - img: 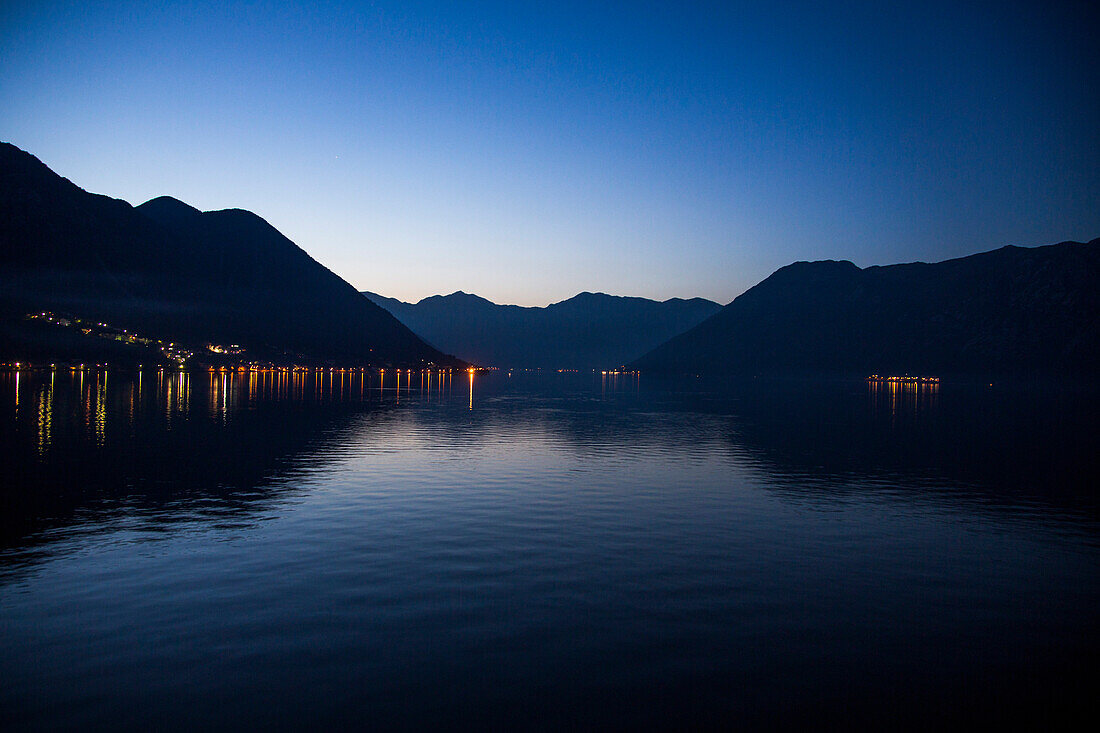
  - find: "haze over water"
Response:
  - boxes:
[2,369,1096,728]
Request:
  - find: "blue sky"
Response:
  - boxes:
[2,1,1097,305]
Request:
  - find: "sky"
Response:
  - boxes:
[2,1,1098,306]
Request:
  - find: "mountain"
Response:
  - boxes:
[362,290,722,369]
[0,142,456,367]
[630,239,1100,378]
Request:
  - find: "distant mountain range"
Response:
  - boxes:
[6,141,1093,377]
[630,239,1100,378]
[0,142,457,367]
[361,290,722,369]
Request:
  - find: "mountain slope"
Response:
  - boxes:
[0,142,454,366]
[630,240,1100,377]
[362,290,722,369]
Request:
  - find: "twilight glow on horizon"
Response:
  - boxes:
[2,1,1097,307]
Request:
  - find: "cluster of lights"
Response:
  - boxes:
[161,343,194,364]
[867,375,940,383]
[206,344,245,355]
[17,312,471,374]
[27,311,72,327]
[201,365,464,374]
[1,362,112,371]
[26,310,165,353]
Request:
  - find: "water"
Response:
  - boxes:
[2,369,1097,729]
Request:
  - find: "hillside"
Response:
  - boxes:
[0,142,456,367]
[630,240,1100,377]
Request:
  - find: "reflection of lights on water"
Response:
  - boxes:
[165,372,173,427]
[221,373,229,420]
[37,377,53,455]
[83,371,93,432]
[179,372,189,414]
[868,376,939,417]
[127,381,136,427]
[600,369,641,396]
[95,370,107,445]
[6,367,478,453]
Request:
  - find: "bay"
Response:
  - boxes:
[1,369,1096,729]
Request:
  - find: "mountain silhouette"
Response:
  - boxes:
[630,240,1100,377]
[0,142,457,367]
[362,290,721,369]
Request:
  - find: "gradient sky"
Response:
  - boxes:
[2,1,1097,306]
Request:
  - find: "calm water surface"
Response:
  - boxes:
[1,369,1097,729]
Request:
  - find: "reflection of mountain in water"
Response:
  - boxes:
[0,370,430,557]
[403,373,1099,519]
[715,380,1097,514]
[4,371,1096,568]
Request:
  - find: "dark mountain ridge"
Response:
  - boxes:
[0,142,455,367]
[630,239,1100,378]
[362,289,722,369]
